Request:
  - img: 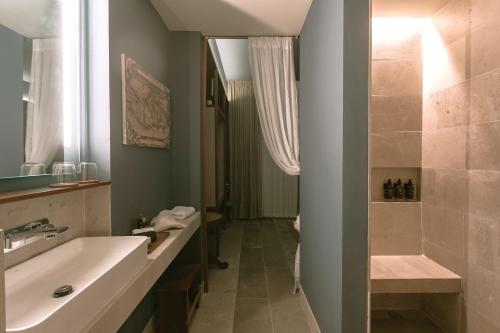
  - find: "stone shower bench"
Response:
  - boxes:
[370,255,462,294]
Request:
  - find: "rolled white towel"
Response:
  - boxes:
[151,214,187,232]
[170,206,195,220]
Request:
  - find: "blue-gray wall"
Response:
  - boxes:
[109,0,201,238]
[109,0,171,237]
[341,0,370,331]
[0,25,24,178]
[108,0,201,330]
[168,32,201,210]
[299,0,369,332]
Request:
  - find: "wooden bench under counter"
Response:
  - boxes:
[156,264,201,333]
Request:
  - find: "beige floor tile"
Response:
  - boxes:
[190,290,237,333]
[238,266,268,299]
[240,247,264,269]
[208,267,239,293]
[233,298,273,333]
[262,246,289,268]
[265,267,295,302]
[193,219,310,333]
[271,297,312,333]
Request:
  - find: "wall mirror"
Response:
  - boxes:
[0,0,85,180]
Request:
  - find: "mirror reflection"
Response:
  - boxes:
[0,0,82,179]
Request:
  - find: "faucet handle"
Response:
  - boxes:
[24,222,42,231]
[23,218,49,231]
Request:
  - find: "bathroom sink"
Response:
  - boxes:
[5,236,148,333]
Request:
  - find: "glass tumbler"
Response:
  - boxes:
[20,163,46,176]
[51,162,78,187]
[78,162,99,183]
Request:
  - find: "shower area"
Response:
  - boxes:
[370,0,500,332]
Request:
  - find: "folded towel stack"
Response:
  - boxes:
[169,206,196,220]
[151,206,196,232]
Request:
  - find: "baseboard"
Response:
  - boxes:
[142,316,155,333]
[299,288,321,333]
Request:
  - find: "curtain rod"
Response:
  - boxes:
[205,35,299,39]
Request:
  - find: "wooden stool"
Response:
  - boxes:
[206,211,228,269]
[156,265,201,333]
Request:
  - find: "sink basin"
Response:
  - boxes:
[5,236,148,333]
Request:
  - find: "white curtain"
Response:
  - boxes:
[25,39,63,165]
[249,37,301,293]
[248,37,300,176]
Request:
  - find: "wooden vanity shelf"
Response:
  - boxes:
[371,255,462,294]
[147,232,170,254]
[0,181,111,204]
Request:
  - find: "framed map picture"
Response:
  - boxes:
[121,54,171,149]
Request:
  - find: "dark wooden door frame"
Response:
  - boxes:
[200,36,209,293]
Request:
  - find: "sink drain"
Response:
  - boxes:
[53,285,73,298]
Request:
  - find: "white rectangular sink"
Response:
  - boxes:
[5,237,148,333]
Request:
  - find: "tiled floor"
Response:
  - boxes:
[190,220,446,333]
[190,219,311,333]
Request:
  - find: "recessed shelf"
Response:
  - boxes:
[371,167,421,202]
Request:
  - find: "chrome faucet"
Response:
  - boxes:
[4,218,69,250]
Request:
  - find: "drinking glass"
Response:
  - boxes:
[20,163,46,176]
[78,162,99,183]
[51,162,78,187]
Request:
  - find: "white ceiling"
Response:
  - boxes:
[150,0,313,36]
[214,39,251,81]
[0,0,60,38]
[373,0,448,17]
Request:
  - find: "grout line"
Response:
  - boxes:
[232,221,243,333]
[260,219,277,333]
[264,267,276,333]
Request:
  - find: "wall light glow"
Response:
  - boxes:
[422,19,466,95]
[372,17,426,48]
[62,0,81,150]
[372,17,465,96]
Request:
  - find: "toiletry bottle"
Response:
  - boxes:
[404,179,415,200]
[394,179,404,199]
[137,214,147,228]
[384,179,394,200]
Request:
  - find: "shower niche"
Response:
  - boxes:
[371,167,421,202]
